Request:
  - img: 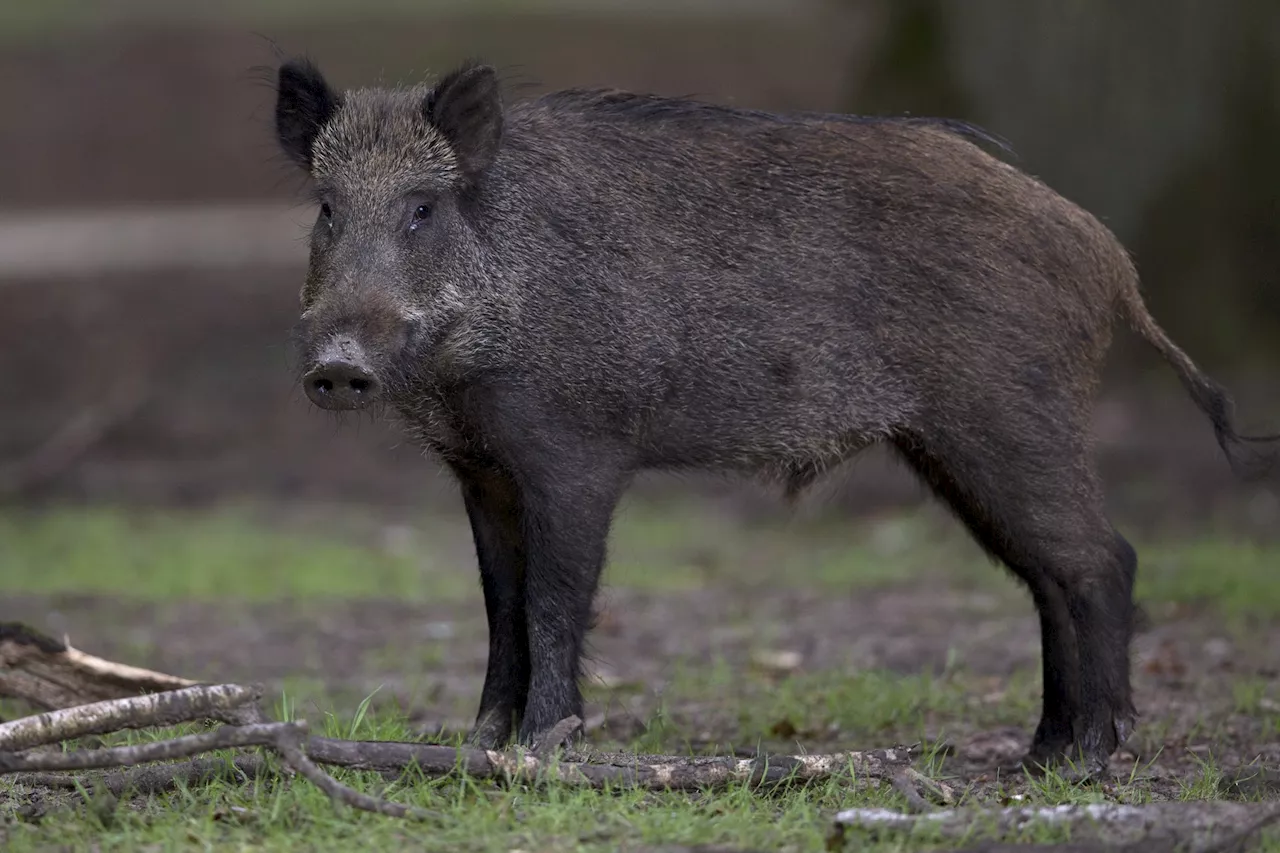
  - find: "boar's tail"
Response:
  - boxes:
[1118,277,1279,481]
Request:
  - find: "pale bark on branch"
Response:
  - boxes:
[832,800,1280,853]
[0,683,260,752]
[0,621,197,711]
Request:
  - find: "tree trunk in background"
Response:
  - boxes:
[844,0,1279,372]
[1127,4,1280,373]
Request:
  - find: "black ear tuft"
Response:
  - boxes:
[424,61,504,182]
[275,58,340,171]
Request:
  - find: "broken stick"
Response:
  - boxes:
[305,730,913,791]
[0,621,197,710]
[15,755,267,799]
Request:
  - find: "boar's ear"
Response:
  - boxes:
[424,62,504,183]
[275,58,340,171]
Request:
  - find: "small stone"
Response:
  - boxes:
[424,621,453,640]
[1203,637,1233,665]
[751,649,803,673]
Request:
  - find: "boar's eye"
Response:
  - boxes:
[409,204,431,232]
[319,202,333,225]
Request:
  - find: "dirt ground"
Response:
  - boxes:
[8,578,1280,806]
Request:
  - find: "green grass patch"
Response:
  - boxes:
[0,501,976,603]
[1135,536,1280,621]
[0,506,471,603]
[3,502,1277,620]
[608,497,990,593]
[624,656,1042,757]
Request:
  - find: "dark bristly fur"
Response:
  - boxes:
[272,58,1277,776]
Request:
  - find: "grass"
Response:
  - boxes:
[0,505,471,603]
[0,499,979,602]
[3,500,1273,618]
[2,500,1279,851]
[1136,536,1280,622]
[628,656,1044,754]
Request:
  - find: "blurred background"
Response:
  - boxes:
[3,7,1280,840]
[1,0,1277,533]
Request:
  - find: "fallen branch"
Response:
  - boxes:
[12,755,267,799]
[306,731,913,791]
[3,693,913,794]
[832,801,1280,852]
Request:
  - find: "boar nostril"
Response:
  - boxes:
[303,358,379,411]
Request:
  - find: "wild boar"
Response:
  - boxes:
[273,58,1275,778]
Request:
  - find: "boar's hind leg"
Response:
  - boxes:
[894,424,1137,779]
[457,468,530,749]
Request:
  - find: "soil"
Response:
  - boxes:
[6,582,1280,804]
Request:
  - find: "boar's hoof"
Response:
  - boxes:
[466,713,515,750]
[1019,747,1111,783]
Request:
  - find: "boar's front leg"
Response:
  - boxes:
[509,443,631,749]
[457,467,530,749]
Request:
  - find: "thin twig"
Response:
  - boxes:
[891,769,935,814]
[0,722,294,773]
[902,766,955,806]
[273,726,438,822]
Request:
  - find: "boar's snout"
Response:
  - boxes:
[302,335,380,411]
